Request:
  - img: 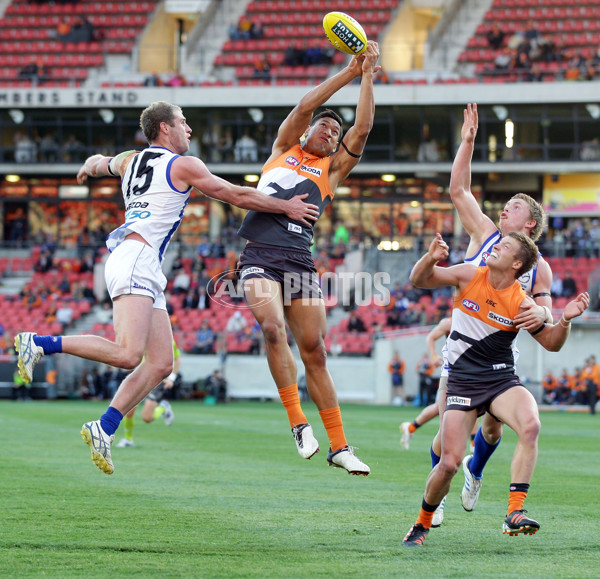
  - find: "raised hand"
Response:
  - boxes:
[462,103,478,143]
[428,232,449,262]
[563,292,590,322]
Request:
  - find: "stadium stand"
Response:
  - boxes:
[215,0,401,85]
[0,0,160,87]
[458,0,600,82]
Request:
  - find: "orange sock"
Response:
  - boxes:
[508,491,528,515]
[415,506,435,529]
[408,422,418,434]
[319,406,347,451]
[278,384,307,428]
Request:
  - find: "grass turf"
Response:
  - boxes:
[1,400,599,577]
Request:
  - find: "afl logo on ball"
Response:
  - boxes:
[462,299,480,312]
[285,156,300,166]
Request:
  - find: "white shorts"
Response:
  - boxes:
[104,240,167,310]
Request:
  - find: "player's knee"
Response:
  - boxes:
[260,319,286,345]
[520,416,541,444]
[438,455,461,479]
[300,339,327,368]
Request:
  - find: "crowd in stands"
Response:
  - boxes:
[228,15,264,42]
[541,355,599,414]
[283,42,335,68]
[13,131,86,164]
[483,20,600,82]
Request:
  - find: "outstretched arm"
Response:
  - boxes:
[329,41,380,185]
[268,47,370,160]
[175,156,320,226]
[410,233,475,289]
[449,103,497,254]
[528,292,589,351]
[76,150,137,183]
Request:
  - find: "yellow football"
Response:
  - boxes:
[323,11,368,56]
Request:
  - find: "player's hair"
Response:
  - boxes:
[140,101,183,143]
[508,231,539,279]
[510,193,546,242]
[310,109,344,139]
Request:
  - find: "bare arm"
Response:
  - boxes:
[426,317,451,367]
[329,41,380,186]
[449,103,497,254]
[76,150,137,183]
[267,49,368,161]
[528,292,589,352]
[410,233,475,289]
[175,156,319,226]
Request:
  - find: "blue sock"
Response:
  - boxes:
[469,427,501,479]
[99,406,123,436]
[32,335,62,355]
[430,445,441,468]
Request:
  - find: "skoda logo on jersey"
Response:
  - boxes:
[285,156,300,166]
[300,164,322,177]
[488,311,514,326]
[462,299,480,312]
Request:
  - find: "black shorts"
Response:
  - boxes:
[147,381,166,402]
[238,242,323,302]
[445,374,522,417]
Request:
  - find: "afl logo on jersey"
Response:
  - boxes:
[482,251,490,263]
[462,299,480,312]
[285,156,300,166]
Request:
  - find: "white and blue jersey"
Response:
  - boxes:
[465,229,539,294]
[106,146,192,262]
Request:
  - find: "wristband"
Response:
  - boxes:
[542,305,552,322]
[530,322,546,336]
[559,314,571,328]
[167,372,177,382]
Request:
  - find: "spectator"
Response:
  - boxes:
[386,308,402,328]
[253,54,271,82]
[416,352,434,406]
[205,369,227,402]
[284,42,306,67]
[494,47,514,70]
[305,44,323,66]
[35,248,54,273]
[541,369,557,404]
[193,320,216,354]
[347,310,367,333]
[550,272,563,298]
[374,68,390,84]
[228,20,241,41]
[388,350,406,406]
[250,20,264,40]
[172,268,191,295]
[62,134,85,162]
[234,130,258,162]
[582,355,599,414]
[486,22,505,51]
[562,270,577,298]
[14,132,37,163]
[238,15,253,40]
[182,288,198,309]
[197,285,210,310]
[56,302,74,326]
[226,310,247,339]
[144,71,162,87]
[39,133,60,162]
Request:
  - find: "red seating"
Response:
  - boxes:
[0,0,160,87]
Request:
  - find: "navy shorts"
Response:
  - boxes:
[238,242,323,301]
[445,374,523,417]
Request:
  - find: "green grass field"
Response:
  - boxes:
[1,400,599,578]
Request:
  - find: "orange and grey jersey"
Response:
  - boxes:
[447,267,526,384]
[238,144,333,250]
[106,147,192,262]
[465,229,540,294]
